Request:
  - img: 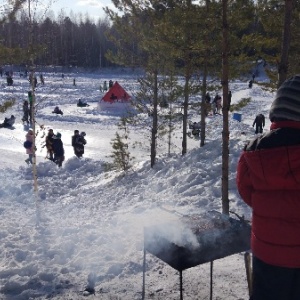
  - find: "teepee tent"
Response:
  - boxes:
[101,81,131,103]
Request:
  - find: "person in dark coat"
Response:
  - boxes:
[28,91,33,124]
[52,106,63,115]
[228,91,232,111]
[236,75,300,300]
[0,115,16,128]
[39,74,44,85]
[52,132,64,167]
[6,75,13,86]
[45,129,54,161]
[205,92,211,116]
[24,128,34,164]
[22,100,30,125]
[77,99,89,107]
[252,113,265,134]
[72,130,86,158]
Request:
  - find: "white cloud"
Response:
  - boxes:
[77,0,105,8]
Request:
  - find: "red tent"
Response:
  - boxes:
[101,81,131,103]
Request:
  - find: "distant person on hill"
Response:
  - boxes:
[52,132,64,167]
[0,115,16,128]
[109,80,113,88]
[103,81,108,91]
[22,100,29,125]
[52,106,63,115]
[236,75,300,300]
[249,80,253,88]
[28,91,33,124]
[6,75,13,86]
[77,99,89,107]
[39,74,44,85]
[228,91,232,111]
[213,94,222,114]
[252,113,265,134]
[24,129,34,165]
[205,92,211,116]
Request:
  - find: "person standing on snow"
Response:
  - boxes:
[72,130,86,158]
[45,129,55,161]
[252,113,265,134]
[24,128,34,164]
[236,75,300,300]
[52,132,64,167]
[22,100,29,125]
[228,90,232,111]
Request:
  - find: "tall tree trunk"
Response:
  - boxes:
[277,0,293,88]
[200,61,208,147]
[182,75,189,155]
[221,0,229,215]
[150,71,158,168]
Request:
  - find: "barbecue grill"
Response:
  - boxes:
[142,210,251,299]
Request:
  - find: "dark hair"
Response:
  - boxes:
[74,130,79,134]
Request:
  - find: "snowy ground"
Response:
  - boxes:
[0,68,273,300]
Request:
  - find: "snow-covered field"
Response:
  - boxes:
[0,69,273,299]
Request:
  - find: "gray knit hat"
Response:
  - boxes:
[269,75,300,121]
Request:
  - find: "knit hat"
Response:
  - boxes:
[269,75,300,121]
[55,132,61,139]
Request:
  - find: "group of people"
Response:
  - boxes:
[24,127,87,168]
[25,129,65,167]
[204,91,232,116]
[43,129,65,167]
[100,80,114,92]
[39,128,87,167]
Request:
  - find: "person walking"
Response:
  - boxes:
[236,75,300,300]
[22,100,29,125]
[52,132,65,167]
[45,129,54,161]
[24,129,34,165]
[252,113,265,134]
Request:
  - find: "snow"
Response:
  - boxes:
[0,67,273,299]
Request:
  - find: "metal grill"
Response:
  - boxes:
[142,211,251,299]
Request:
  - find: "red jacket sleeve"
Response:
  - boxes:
[236,152,253,207]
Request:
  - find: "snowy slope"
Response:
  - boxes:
[0,70,274,299]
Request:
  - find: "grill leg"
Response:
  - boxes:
[142,248,146,300]
[210,261,213,300]
[244,252,253,297]
[180,270,183,300]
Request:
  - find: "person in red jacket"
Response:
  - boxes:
[236,75,300,300]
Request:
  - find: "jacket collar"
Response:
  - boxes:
[270,121,300,130]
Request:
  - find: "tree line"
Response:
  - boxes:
[0,9,116,68]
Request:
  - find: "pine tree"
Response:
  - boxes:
[110,118,133,171]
